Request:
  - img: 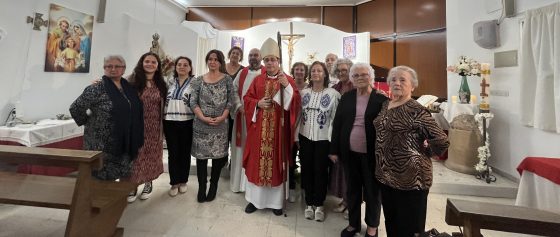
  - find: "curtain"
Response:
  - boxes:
[520,2,560,133]
[195,37,216,76]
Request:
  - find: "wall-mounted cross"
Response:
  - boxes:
[280,22,305,72]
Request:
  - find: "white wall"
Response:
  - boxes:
[447,0,560,179]
[216,21,370,73]
[0,0,186,122]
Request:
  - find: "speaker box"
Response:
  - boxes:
[473,20,499,49]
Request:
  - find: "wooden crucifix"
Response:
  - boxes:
[480,78,490,97]
[280,22,305,72]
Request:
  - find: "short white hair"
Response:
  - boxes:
[103,55,126,67]
[388,65,418,88]
[349,62,375,84]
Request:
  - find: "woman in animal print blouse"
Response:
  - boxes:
[373,65,449,237]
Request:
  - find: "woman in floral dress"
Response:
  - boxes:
[126,52,167,203]
[190,49,233,203]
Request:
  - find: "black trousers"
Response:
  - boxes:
[299,135,329,206]
[345,151,381,230]
[196,157,227,186]
[380,182,429,237]
[163,120,193,185]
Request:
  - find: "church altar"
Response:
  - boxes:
[515,157,560,214]
[0,119,83,176]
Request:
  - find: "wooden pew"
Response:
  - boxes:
[0,145,135,237]
[445,198,560,237]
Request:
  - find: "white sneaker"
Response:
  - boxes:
[169,187,179,197]
[314,206,325,222]
[179,184,188,194]
[139,182,153,200]
[304,205,315,220]
[127,189,138,203]
[288,189,296,203]
[343,209,349,220]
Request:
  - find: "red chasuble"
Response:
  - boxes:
[242,74,301,187]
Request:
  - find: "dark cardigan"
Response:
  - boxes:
[329,88,388,161]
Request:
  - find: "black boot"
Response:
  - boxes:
[206,157,226,202]
[196,159,208,203]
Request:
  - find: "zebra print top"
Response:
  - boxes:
[373,99,449,190]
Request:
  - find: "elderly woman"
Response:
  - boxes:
[164,56,195,197]
[70,55,144,180]
[329,58,354,217]
[190,49,233,203]
[225,47,245,150]
[330,63,387,237]
[374,66,449,237]
[325,53,339,87]
[298,61,340,222]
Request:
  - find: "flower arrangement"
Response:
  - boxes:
[447,56,481,77]
[474,113,494,173]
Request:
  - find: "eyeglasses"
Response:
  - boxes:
[263,57,279,63]
[352,73,370,79]
[104,65,125,69]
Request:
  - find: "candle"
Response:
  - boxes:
[471,95,477,104]
[451,96,458,104]
[481,63,491,75]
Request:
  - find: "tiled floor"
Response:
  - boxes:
[0,169,535,237]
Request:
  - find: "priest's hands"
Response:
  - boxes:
[278,72,289,87]
[258,97,273,109]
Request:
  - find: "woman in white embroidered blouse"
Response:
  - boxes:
[163,56,195,197]
[298,61,340,222]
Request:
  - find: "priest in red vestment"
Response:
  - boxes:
[243,38,301,215]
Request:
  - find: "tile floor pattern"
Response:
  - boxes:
[0,171,537,237]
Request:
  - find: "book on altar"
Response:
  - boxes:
[417,95,438,107]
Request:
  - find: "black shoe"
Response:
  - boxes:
[272,208,283,216]
[340,227,359,237]
[206,183,218,202]
[245,203,257,214]
[365,231,377,237]
[197,188,206,203]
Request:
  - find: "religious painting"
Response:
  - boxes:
[44,4,93,73]
[231,36,244,51]
[343,35,356,59]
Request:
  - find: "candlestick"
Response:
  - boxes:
[471,95,477,104]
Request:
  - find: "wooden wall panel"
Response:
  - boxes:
[396,0,445,34]
[251,7,321,26]
[370,40,394,79]
[187,7,251,30]
[357,0,394,38]
[396,31,447,97]
[323,6,353,33]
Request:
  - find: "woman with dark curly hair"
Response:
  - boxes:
[125,52,168,203]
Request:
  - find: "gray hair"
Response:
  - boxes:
[103,55,126,67]
[333,58,353,77]
[349,62,375,84]
[388,65,418,88]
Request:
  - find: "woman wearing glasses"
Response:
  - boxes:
[298,61,340,222]
[330,62,387,237]
[70,55,144,181]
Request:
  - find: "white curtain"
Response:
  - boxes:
[520,2,560,133]
[195,37,216,76]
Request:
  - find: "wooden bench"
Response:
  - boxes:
[0,145,135,237]
[445,198,560,237]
